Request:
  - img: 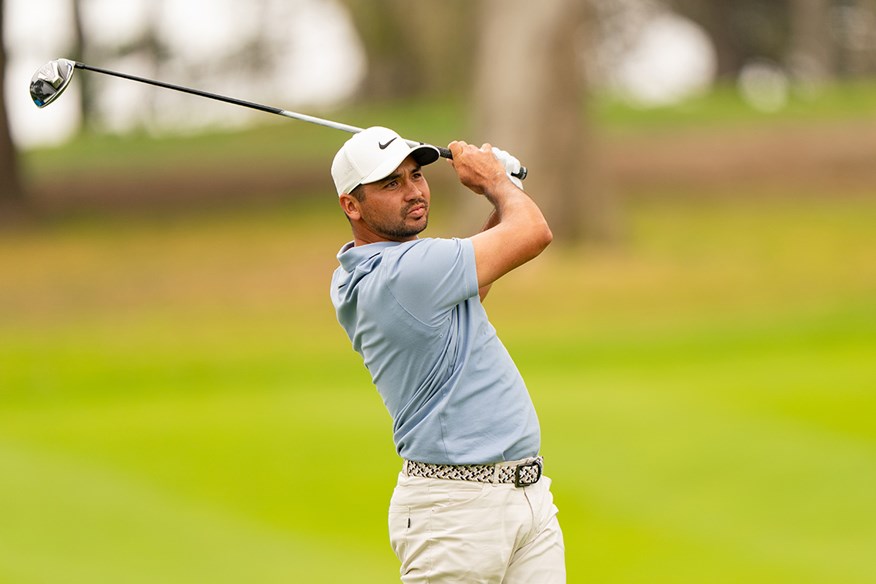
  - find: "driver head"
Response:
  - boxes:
[30,59,76,108]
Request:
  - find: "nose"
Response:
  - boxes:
[404,179,424,200]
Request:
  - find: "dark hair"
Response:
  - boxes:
[349,184,366,202]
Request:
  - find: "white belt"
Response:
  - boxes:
[403,456,543,488]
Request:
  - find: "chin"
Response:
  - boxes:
[395,222,428,240]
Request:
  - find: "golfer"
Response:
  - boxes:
[330,126,565,582]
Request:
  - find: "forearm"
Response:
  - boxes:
[450,140,553,290]
[481,208,500,232]
[484,182,553,259]
[475,182,552,298]
[477,210,500,301]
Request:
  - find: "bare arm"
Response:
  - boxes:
[448,141,553,295]
[477,209,500,301]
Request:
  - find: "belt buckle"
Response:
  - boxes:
[513,458,542,488]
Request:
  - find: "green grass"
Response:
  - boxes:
[595,81,876,133]
[1,193,875,582]
[6,83,876,581]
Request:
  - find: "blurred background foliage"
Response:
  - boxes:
[1,1,875,583]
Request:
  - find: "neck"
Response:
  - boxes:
[351,224,419,247]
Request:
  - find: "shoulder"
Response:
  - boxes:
[396,237,472,258]
[386,238,474,273]
[384,238,479,312]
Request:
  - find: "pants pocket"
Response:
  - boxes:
[388,505,411,561]
[389,503,435,581]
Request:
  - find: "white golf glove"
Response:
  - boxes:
[491,147,524,189]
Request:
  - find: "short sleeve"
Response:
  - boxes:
[385,238,478,325]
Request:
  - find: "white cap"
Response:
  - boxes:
[331,126,440,196]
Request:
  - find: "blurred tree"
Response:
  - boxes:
[834,0,876,76]
[337,0,477,99]
[71,0,97,129]
[65,0,168,132]
[669,0,791,80]
[471,0,620,244]
[90,1,169,130]
[0,0,25,218]
[788,0,837,82]
[667,0,876,82]
[232,0,279,76]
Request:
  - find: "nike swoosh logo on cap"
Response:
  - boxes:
[378,138,397,150]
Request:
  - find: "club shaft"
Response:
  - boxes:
[75,62,358,131]
[72,62,523,178]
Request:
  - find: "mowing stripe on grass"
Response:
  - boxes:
[0,435,391,583]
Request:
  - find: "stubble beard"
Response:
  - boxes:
[369,200,429,240]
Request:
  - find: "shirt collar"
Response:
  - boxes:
[336,241,402,273]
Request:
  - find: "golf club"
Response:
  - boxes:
[30,58,528,180]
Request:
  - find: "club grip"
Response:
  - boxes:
[436,146,453,159]
[436,146,529,181]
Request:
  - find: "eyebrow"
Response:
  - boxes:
[380,165,422,186]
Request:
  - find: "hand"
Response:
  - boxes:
[491,147,524,189]
[447,141,507,195]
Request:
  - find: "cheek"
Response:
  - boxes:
[361,200,394,223]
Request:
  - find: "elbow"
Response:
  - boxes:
[542,222,554,248]
[524,221,552,261]
[537,220,553,252]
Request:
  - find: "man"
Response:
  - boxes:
[330,126,564,583]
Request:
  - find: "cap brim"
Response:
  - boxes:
[360,144,441,186]
[411,144,441,166]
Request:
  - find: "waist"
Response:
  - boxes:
[402,456,543,488]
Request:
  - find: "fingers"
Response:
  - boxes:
[448,140,496,162]
[448,141,523,192]
[447,140,512,195]
[448,140,468,158]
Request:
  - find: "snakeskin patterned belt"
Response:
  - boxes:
[403,456,544,488]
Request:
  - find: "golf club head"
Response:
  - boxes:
[30,58,76,108]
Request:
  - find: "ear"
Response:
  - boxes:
[338,194,362,221]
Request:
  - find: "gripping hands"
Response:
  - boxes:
[448,141,526,194]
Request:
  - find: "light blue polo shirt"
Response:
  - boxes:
[330,237,540,465]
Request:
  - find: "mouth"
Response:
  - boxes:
[406,203,427,219]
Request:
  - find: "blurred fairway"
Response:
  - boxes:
[3,92,876,582]
[2,195,874,583]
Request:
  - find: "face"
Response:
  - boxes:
[341,156,431,243]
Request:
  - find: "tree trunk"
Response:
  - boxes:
[787,0,837,83]
[862,0,876,74]
[669,0,748,80]
[0,0,26,220]
[71,0,96,130]
[845,0,876,77]
[471,0,620,244]
[338,0,477,99]
[669,0,791,80]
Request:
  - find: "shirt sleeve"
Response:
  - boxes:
[385,238,479,326]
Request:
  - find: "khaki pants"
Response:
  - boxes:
[388,470,565,583]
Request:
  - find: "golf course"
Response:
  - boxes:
[2,93,875,583]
